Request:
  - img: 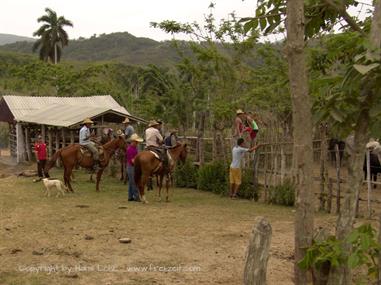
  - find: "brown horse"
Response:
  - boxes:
[134,143,188,203]
[45,137,126,192]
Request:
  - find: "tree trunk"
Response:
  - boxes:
[286,0,315,283]
[328,2,381,284]
[243,216,272,285]
[196,111,206,165]
[54,43,58,65]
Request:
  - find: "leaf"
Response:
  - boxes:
[244,19,258,34]
[353,63,380,75]
[329,109,345,123]
[260,18,267,31]
[348,254,360,268]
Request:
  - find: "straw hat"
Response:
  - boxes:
[236,109,245,115]
[148,120,160,127]
[122,117,130,123]
[130,133,143,142]
[83,118,94,124]
[116,129,124,137]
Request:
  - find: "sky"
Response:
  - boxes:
[0,0,259,41]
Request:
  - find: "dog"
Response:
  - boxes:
[42,178,67,197]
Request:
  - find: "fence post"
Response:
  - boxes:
[243,216,272,285]
[280,145,286,184]
[327,178,333,213]
[335,144,341,214]
[367,149,372,218]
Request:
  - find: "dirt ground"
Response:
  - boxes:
[0,159,373,285]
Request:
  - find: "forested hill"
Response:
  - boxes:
[0,33,35,45]
[0,32,184,66]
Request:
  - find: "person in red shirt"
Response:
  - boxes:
[34,135,49,180]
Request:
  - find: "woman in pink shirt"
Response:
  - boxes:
[126,133,144,201]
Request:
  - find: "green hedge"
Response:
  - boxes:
[197,160,228,195]
[268,180,295,206]
[174,160,198,188]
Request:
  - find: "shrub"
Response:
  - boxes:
[238,169,261,201]
[268,180,295,206]
[197,160,228,195]
[174,160,198,188]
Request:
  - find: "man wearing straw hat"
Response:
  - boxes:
[79,118,100,171]
[234,109,246,139]
[123,117,135,140]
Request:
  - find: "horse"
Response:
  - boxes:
[134,143,188,203]
[45,136,126,192]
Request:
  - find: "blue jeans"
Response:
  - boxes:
[127,165,139,200]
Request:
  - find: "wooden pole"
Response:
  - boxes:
[335,144,341,215]
[48,128,52,159]
[70,130,74,145]
[243,216,272,285]
[61,128,66,148]
[327,178,333,213]
[41,125,46,143]
[280,145,286,184]
[24,126,32,161]
[319,125,328,211]
[366,149,372,217]
[55,128,60,167]
[264,145,268,203]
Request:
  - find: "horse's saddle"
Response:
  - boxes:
[79,145,104,160]
[149,148,174,169]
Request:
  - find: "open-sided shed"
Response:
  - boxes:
[0,95,146,163]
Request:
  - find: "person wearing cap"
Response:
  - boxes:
[123,117,135,140]
[164,128,179,148]
[79,118,100,171]
[234,109,246,139]
[126,133,143,201]
[34,134,49,180]
[229,138,262,199]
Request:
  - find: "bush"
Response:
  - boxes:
[268,180,295,206]
[239,169,261,201]
[197,160,228,195]
[174,160,198,188]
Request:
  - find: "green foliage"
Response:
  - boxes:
[268,180,295,206]
[299,224,381,282]
[238,168,261,201]
[174,160,198,188]
[197,160,228,195]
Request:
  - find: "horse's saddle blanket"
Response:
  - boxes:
[80,145,104,157]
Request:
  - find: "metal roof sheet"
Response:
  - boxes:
[3,95,130,120]
[17,104,129,127]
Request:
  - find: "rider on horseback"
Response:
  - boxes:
[145,120,168,166]
[79,118,100,171]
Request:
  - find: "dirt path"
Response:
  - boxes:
[0,168,338,285]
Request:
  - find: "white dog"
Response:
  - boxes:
[42,178,67,197]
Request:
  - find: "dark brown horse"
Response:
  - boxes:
[134,143,188,203]
[45,137,126,192]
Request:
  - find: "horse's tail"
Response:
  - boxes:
[134,155,142,186]
[45,149,62,173]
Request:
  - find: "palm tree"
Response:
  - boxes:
[33,8,73,64]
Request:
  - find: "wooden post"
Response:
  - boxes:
[273,145,278,186]
[327,178,333,213]
[319,125,328,211]
[41,125,46,143]
[24,126,32,161]
[48,128,52,159]
[264,145,268,203]
[243,216,272,285]
[280,145,286,184]
[335,144,341,214]
[55,128,60,167]
[366,149,372,218]
[70,130,74,145]
[61,128,66,148]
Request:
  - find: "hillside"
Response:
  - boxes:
[0,33,34,45]
[0,32,183,66]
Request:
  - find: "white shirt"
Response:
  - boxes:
[79,125,91,145]
[230,146,249,168]
[145,127,163,147]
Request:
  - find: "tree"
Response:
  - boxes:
[32,8,73,64]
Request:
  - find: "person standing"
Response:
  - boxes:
[229,138,261,199]
[34,135,49,180]
[123,117,135,140]
[164,129,179,147]
[126,133,144,201]
[79,118,99,171]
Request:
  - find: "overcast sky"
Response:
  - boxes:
[1,0,258,41]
